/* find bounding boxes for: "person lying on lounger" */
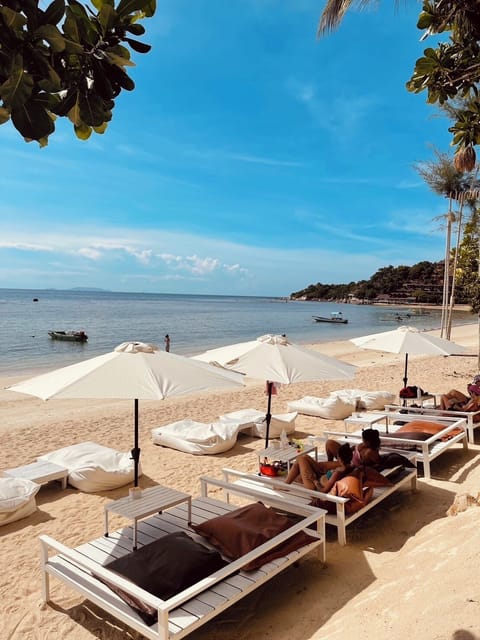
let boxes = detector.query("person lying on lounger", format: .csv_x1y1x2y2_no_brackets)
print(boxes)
325,427,381,468
285,443,353,492
440,378,480,417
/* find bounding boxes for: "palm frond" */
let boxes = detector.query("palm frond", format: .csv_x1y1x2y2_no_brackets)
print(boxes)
317,0,355,37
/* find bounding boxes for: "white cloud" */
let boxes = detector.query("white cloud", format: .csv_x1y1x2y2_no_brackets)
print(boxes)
78,247,102,260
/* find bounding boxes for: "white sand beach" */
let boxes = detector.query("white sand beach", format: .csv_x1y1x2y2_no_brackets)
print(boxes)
1,324,480,640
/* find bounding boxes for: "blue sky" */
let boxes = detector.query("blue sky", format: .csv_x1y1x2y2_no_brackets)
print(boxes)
1,0,454,297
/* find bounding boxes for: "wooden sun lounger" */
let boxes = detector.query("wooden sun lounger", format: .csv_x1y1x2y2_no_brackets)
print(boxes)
324,412,468,480
384,403,480,443
219,465,417,546
39,479,325,640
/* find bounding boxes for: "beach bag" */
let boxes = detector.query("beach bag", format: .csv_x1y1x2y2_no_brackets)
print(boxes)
399,385,425,399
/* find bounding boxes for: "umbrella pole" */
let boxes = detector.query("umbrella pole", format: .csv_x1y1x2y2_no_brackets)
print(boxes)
265,381,273,448
402,354,409,407
131,398,141,487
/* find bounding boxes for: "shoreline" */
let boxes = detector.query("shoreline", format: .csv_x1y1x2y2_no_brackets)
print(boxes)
1,323,480,638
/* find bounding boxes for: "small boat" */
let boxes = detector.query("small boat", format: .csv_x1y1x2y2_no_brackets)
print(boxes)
48,330,88,342
312,312,348,324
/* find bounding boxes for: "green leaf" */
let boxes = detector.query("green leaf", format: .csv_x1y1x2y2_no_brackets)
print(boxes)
74,122,92,140
116,0,150,17
125,23,145,35
98,4,117,32
0,67,34,110
93,121,108,133
11,100,55,140
65,4,99,47
79,91,106,127
0,6,27,30
107,63,135,90
106,51,135,68
0,106,10,124
54,90,79,117
34,24,66,52
91,0,114,9
143,0,156,18
125,37,151,53
417,12,432,30
43,0,65,26
37,64,62,92
68,95,82,126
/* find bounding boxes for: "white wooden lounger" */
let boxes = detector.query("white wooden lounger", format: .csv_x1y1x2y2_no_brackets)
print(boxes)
324,412,468,480
40,480,325,640
384,404,480,443
219,466,417,546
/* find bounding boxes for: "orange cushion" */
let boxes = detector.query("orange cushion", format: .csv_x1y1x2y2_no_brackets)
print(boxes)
397,420,462,440
191,502,315,571
330,475,363,501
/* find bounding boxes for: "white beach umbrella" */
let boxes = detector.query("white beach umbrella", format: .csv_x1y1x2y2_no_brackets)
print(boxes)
193,334,356,446
7,341,244,486
350,325,467,389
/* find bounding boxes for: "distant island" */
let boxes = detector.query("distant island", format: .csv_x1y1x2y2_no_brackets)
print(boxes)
290,260,462,306
70,287,109,292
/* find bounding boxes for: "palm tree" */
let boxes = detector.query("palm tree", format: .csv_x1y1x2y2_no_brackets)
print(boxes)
317,0,371,37
414,149,478,338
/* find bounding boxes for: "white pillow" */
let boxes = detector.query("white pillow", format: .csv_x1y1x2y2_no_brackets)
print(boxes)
288,395,354,419
151,419,239,455
251,412,297,438
219,408,266,431
38,442,139,492
360,390,396,410
0,477,40,525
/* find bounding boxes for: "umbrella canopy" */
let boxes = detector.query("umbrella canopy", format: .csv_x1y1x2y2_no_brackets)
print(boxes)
350,325,467,388
194,334,356,445
7,341,244,486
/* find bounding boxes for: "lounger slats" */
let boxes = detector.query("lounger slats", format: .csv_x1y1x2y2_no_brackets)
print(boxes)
220,466,416,545
40,484,325,640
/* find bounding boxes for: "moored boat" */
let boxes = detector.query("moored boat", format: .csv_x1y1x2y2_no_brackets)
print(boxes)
312,312,348,324
48,330,88,342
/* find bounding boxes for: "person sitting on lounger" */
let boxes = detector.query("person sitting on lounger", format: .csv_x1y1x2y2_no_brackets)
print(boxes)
440,377,480,416
285,443,353,492
325,427,381,468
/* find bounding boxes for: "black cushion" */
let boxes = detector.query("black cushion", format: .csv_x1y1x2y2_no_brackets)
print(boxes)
101,531,228,625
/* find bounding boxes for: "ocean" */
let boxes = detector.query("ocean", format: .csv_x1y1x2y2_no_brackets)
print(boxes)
0,288,473,377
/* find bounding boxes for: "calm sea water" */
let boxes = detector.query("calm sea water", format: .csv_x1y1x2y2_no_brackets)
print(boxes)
0,288,473,377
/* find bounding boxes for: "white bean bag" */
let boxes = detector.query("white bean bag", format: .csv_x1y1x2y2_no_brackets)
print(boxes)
151,419,240,455
332,388,396,410
288,395,355,420
38,442,139,492
219,408,297,438
0,477,40,526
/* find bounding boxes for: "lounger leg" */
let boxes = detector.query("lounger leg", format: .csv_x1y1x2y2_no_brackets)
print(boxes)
422,459,431,480
337,504,347,546
410,475,417,492
39,543,50,603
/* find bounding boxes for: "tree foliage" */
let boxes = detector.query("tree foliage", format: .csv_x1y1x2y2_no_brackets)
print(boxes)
455,209,480,312
0,0,155,145
290,260,450,304
317,0,480,169
407,0,480,170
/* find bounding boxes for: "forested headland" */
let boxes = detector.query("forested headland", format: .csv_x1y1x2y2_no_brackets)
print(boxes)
290,260,469,306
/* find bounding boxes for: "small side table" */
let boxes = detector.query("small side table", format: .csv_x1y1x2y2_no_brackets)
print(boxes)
3,460,68,489
257,443,317,474
104,485,192,551
344,412,387,432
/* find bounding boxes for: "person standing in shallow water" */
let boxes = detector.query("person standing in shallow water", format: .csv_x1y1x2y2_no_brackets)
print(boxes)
164,334,170,352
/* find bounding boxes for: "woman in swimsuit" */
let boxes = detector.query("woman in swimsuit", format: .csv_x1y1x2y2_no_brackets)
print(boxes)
285,443,354,492
325,428,381,468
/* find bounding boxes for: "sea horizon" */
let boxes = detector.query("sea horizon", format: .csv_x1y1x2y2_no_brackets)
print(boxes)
1,287,474,378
